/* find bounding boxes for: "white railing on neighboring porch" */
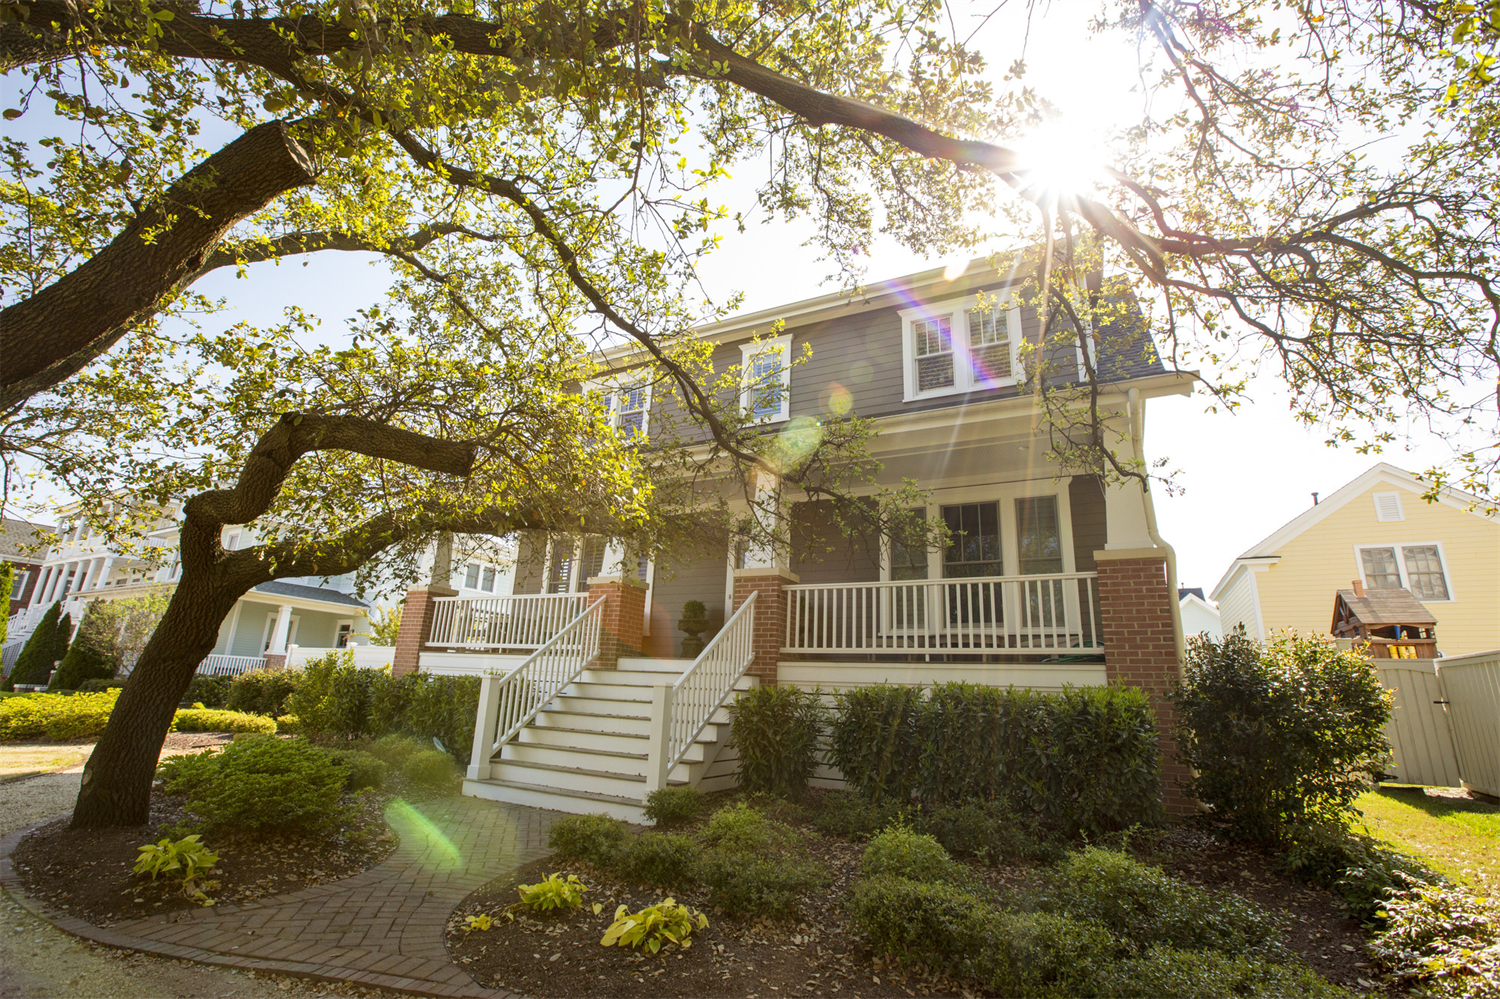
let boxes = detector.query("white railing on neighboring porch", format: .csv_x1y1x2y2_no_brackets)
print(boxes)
196,654,267,676
429,593,590,649
645,590,758,791
468,598,605,778
783,572,1102,656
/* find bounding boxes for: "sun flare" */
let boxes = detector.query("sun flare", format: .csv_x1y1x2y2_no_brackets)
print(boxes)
1010,120,1112,203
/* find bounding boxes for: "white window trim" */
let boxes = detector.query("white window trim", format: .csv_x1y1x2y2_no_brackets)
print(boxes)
739,333,793,423
1372,491,1405,522
1353,541,1456,602
900,292,1023,401
335,619,354,647
583,375,653,440
877,481,1076,581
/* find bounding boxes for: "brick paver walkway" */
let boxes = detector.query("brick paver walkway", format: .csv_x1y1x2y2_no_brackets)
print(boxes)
1,796,556,998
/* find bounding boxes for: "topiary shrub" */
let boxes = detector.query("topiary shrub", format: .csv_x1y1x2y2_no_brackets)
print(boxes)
643,786,704,827
1047,847,1285,956
1171,631,1391,841
227,667,301,717
860,827,962,883
172,708,277,734
729,684,828,798
548,814,630,868
616,832,700,887
402,748,460,792
1092,945,1354,998
829,682,1161,834
694,850,826,918
324,748,388,791
157,738,348,836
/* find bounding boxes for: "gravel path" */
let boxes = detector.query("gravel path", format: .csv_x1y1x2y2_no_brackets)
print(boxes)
0,741,413,998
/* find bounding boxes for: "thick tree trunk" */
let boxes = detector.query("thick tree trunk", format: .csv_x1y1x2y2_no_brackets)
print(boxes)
70,569,247,828
0,121,319,410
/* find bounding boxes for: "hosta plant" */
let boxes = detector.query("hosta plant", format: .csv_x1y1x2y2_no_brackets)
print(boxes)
133,834,220,904
517,873,591,912
600,899,709,954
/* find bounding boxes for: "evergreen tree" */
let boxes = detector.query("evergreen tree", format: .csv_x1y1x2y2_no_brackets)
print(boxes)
5,602,61,688
0,564,14,644
49,602,121,691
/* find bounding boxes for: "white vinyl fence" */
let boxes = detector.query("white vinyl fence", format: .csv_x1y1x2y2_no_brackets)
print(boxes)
1376,661,1462,787
1437,649,1500,798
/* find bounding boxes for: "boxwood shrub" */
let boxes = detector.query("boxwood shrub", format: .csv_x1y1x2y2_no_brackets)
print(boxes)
860,827,962,883
828,682,1161,834
157,737,348,836
172,708,278,734
0,689,120,741
548,814,631,868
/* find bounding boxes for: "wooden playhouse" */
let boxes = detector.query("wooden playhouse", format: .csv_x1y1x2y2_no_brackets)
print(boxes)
1331,583,1439,659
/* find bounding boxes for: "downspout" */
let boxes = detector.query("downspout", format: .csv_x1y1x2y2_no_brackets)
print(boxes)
1127,388,1186,668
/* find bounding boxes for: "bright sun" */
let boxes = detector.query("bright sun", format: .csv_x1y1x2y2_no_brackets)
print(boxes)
1009,119,1112,204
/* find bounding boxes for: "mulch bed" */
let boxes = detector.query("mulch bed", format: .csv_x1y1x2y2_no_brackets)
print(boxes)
12,787,395,927
448,796,1396,999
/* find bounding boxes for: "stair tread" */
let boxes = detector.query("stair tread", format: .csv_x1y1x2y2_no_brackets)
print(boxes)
539,706,652,721
523,724,723,743
468,776,659,807
508,743,648,763
489,757,649,783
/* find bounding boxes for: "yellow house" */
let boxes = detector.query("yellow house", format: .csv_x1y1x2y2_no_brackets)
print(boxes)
1211,463,1499,657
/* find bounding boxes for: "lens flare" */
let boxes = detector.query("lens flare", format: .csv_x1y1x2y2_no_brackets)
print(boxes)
826,382,853,416
388,798,463,868
1011,119,1111,203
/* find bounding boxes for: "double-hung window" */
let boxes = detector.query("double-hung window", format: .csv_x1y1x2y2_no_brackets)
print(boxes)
611,382,650,439
901,293,1021,400
740,334,792,423
1357,543,1454,601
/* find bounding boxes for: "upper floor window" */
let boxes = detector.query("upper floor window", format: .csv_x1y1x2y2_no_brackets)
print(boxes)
740,334,792,423
1357,543,1453,601
901,294,1021,400
613,383,650,438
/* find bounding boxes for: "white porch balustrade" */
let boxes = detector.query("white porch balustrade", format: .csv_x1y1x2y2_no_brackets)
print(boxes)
195,654,267,676
783,572,1102,655
429,593,590,650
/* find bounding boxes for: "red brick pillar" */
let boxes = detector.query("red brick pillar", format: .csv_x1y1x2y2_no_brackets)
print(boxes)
393,584,457,677
587,576,647,671
731,567,796,686
261,653,286,670
1094,548,1194,817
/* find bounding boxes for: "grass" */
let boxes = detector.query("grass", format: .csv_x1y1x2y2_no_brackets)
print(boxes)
0,742,93,780
1355,787,1500,894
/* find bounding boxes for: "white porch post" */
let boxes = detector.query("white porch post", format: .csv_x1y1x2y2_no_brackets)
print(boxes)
741,468,787,572
266,603,294,654
600,539,629,579
644,684,675,794
30,566,54,607
432,532,454,587
467,675,503,780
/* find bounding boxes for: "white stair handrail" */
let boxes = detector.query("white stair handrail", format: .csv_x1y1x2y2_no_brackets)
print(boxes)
649,590,757,785
471,597,605,770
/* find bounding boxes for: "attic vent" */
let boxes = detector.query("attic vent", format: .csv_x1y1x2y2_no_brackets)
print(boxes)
1373,491,1405,522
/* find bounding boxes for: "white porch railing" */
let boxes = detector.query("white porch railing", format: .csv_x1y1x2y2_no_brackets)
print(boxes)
645,591,758,791
196,654,267,676
468,598,605,777
430,593,590,649
5,604,48,642
1,639,25,675
783,572,1102,656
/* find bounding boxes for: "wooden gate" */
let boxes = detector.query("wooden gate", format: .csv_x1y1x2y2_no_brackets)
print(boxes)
1377,661,1461,787
1437,650,1500,798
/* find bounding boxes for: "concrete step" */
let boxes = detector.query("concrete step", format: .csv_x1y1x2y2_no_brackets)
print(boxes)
503,738,708,772
462,776,650,823
486,756,701,797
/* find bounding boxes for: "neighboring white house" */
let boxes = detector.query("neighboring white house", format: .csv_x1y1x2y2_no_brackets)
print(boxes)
3,503,372,676
1177,587,1222,640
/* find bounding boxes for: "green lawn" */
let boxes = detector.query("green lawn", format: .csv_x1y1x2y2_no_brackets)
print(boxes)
1355,787,1500,895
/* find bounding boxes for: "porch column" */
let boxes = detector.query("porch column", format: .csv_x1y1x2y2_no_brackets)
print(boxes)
742,468,790,571
263,603,293,669
393,584,457,677
731,567,796,686
587,573,647,671
1095,547,1193,817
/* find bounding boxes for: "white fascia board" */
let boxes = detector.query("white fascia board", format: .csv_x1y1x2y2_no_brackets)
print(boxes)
239,592,370,615
1209,556,1279,602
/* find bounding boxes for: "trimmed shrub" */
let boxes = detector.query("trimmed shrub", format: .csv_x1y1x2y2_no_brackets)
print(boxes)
184,675,231,709
402,748,460,792
919,800,1062,864
1171,632,1391,841
6,602,66,689
860,827,962,883
48,602,120,690
274,713,299,734
812,791,904,840
729,684,828,798
368,733,426,768
158,738,348,836
227,668,301,717
1048,847,1285,956
616,833,700,887
403,673,480,764
699,801,799,854
847,874,990,965
548,814,630,867
172,708,277,734
0,689,120,741
1093,945,1354,998
643,786,704,827
325,748,388,791
77,678,126,693
694,849,826,918
829,682,1161,834
287,651,376,740
969,910,1119,998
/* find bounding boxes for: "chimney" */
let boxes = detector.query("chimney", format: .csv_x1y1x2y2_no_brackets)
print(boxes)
1352,579,1364,598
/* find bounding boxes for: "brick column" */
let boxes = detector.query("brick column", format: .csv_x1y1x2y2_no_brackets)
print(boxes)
261,653,286,670
392,584,457,677
1094,547,1194,817
731,567,797,686
587,576,647,671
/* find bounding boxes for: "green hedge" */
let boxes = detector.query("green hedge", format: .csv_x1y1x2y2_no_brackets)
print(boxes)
828,682,1162,834
172,708,278,734
0,689,120,741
